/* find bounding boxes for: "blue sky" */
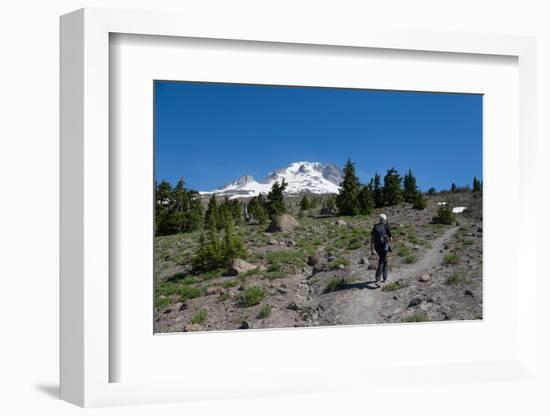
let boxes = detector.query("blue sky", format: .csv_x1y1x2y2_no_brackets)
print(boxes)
155,81,482,192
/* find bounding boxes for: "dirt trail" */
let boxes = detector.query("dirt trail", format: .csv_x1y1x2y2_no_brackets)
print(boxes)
316,226,459,325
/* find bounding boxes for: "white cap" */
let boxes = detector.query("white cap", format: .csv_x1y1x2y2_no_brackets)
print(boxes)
379,213,387,222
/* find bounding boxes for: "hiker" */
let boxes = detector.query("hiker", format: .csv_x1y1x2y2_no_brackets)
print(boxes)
371,213,392,287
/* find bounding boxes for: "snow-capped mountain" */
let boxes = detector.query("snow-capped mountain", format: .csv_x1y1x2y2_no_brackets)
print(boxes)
200,161,343,199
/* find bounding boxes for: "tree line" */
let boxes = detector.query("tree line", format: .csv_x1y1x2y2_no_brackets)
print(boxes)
156,164,482,236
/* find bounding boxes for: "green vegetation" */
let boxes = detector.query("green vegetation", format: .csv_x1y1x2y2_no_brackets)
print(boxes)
402,311,428,323
257,304,272,319
336,159,362,216
446,271,470,286
404,254,418,264
473,177,482,192
266,250,306,273
329,257,350,270
238,287,265,307
178,286,204,303
266,179,288,218
381,280,408,292
443,253,460,265
155,179,203,236
191,309,207,324
403,169,418,203
383,167,403,206
412,191,427,210
326,277,345,292
432,204,456,225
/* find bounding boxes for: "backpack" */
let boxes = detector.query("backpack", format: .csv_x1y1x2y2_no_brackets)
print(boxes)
374,223,389,247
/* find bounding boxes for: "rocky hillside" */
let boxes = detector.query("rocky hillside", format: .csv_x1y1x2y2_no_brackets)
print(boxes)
154,191,482,332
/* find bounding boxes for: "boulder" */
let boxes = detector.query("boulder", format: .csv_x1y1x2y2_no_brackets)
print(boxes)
206,287,219,296
239,320,250,329
227,258,257,276
335,219,348,226
307,255,320,267
418,273,431,282
267,214,300,233
359,257,369,266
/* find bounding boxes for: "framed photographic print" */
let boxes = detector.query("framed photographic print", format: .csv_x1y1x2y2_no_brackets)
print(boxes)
60,8,537,407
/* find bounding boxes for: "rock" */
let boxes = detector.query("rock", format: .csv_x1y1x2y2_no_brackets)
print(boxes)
267,238,278,245
183,324,202,332
227,258,257,276
277,286,288,294
335,219,348,226
359,257,369,266
239,320,250,329
267,214,300,233
286,239,296,247
368,264,376,270
392,295,399,300
443,243,449,250
327,255,336,262
307,255,320,267
477,226,483,233
464,289,474,297
163,308,172,314
418,273,431,282
338,264,345,270
408,297,423,307
287,301,299,311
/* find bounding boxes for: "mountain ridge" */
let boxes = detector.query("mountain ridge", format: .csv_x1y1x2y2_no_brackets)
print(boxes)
200,161,343,199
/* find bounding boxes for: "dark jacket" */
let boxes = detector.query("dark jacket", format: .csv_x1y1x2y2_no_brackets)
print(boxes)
371,222,391,251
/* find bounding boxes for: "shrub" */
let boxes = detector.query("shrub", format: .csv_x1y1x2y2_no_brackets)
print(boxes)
446,271,470,286
443,253,460,265
326,277,345,292
412,192,427,210
178,286,204,302
432,205,456,225
402,311,428,323
397,245,412,257
263,270,286,280
257,304,272,319
404,254,418,264
329,257,350,270
381,280,408,292
347,238,363,250
266,250,306,273
238,287,265,307
191,309,207,324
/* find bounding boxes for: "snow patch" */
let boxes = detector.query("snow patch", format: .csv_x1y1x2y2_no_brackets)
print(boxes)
452,206,467,213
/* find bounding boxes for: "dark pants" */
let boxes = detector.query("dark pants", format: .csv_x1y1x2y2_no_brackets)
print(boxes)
375,246,388,282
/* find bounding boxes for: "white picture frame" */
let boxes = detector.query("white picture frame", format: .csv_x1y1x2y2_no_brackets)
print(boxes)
60,7,537,407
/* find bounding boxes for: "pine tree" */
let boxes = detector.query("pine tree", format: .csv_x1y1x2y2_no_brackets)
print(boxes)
451,183,457,193
432,204,455,225
412,191,427,210
358,184,374,215
382,168,403,206
204,194,219,230
187,192,204,231
372,173,384,208
222,216,246,262
247,195,268,224
403,169,418,203
299,195,311,211
336,159,361,216
473,177,482,192
427,187,437,196
266,179,288,218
